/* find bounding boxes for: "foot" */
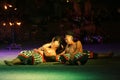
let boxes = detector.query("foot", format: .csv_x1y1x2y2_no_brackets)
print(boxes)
4,60,13,66
76,61,81,65
65,61,70,65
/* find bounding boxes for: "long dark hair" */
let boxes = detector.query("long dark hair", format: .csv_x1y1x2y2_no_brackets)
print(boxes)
53,36,65,54
53,36,62,43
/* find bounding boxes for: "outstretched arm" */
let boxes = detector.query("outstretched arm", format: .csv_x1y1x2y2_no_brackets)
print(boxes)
33,43,51,54
39,37,55,49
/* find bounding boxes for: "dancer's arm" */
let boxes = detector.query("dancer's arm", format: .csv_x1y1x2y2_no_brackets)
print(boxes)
73,41,83,54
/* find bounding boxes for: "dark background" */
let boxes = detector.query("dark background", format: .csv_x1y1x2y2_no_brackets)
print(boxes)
0,0,120,44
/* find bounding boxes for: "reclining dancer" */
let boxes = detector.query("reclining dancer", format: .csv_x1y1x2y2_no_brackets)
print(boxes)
4,36,62,66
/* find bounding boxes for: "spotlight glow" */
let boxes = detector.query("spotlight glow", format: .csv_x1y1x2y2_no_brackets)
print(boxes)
4,5,8,10
2,22,6,26
16,22,21,26
0,70,98,80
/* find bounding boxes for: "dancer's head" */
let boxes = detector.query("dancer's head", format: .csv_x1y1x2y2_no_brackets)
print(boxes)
65,31,74,44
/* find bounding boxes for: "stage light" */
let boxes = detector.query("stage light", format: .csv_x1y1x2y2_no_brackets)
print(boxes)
16,22,21,26
3,22,6,26
66,0,69,3
9,4,12,8
9,22,14,26
4,5,8,10
14,8,17,10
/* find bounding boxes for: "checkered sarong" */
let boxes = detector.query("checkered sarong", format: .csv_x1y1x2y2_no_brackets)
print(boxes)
19,50,33,57
18,50,44,64
59,52,88,65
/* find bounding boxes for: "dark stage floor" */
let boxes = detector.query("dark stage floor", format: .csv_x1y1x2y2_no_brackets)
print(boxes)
0,58,120,80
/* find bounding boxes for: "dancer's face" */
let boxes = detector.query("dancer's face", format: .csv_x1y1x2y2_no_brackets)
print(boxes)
65,35,73,44
51,40,60,48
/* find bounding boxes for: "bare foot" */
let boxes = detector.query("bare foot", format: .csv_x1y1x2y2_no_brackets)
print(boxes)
76,61,81,65
4,60,13,66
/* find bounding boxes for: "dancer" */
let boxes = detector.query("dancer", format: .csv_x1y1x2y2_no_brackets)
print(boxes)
58,31,113,65
4,36,62,66
58,31,88,65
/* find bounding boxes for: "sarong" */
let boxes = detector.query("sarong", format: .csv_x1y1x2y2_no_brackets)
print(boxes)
59,52,88,65
17,50,44,65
